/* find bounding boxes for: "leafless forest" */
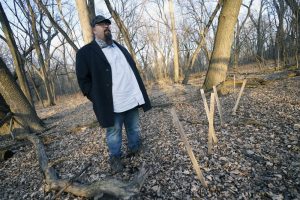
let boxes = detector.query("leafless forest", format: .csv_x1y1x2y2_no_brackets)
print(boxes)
0,0,299,199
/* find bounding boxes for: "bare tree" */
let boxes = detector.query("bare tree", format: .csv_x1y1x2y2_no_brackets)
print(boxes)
233,0,253,69
145,0,173,81
285,0,300,36
168,0,180,83
285,0,299,68
33,0,78,52
0,2,33,104
250,0,267,63
0,57,44,133
203,0,242,90
75,0,94,44
25,0,56,106
181,0,223,84
273,0,287,68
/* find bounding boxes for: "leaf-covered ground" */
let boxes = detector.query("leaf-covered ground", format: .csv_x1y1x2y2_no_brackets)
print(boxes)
0,68,299,199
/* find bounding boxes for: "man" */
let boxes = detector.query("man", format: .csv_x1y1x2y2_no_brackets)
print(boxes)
76,15,151,173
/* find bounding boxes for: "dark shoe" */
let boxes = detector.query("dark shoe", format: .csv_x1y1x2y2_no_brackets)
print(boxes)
110,157,124,173
127,146,141,158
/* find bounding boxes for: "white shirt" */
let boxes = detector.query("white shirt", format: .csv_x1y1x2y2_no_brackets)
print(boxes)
101,43,145,113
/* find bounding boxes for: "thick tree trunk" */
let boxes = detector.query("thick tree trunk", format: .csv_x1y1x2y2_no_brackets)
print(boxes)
168,0,180,83
203,0,242,90
0,2,33,104
0,57,44,132
75,0,93,44
182,1,222,84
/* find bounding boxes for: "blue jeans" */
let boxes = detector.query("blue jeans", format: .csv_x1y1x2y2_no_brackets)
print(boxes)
106,107,140,158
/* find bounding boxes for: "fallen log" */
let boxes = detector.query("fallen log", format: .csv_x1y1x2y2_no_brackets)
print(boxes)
15,132,149,199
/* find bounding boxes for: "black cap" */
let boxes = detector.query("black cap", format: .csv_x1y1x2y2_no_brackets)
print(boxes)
91,15,111,27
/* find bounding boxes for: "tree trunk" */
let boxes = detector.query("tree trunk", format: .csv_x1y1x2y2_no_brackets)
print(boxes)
203,0,242,90
273,0,286,66
256,0,265,62
168,0,180,83
0,2,33,104
26,0,55,106
285,0,300,45
182,1,222,84
27,65,44,108
75,0,93,44
233,24,240,70
234,0,253,69
0,57,44,132
87,0,95,22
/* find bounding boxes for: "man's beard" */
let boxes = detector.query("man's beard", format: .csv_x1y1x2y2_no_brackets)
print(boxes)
104,30,112,45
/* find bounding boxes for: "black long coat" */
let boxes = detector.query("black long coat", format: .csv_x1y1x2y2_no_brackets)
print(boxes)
76,40,151,128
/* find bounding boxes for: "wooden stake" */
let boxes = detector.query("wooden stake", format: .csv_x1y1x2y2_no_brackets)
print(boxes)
207,93,213,155
213,86,224,126
170,108,207,188
200,89,209,118
232,79,247,115
208,93,218,154
233,75,236,94
200,89,218,144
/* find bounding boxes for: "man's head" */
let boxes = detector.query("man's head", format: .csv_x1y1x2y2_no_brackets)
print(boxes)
91,15,112,43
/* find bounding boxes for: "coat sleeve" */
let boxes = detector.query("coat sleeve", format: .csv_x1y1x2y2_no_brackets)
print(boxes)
76,49,92,100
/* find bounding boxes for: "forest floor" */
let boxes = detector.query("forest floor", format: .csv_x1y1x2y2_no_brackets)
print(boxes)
0,66,300,199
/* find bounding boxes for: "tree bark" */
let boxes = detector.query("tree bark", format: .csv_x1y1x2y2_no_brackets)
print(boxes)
168,0,180,83
75,0,93,44
203,0,242,90
0,57,44,132
0,2,33,104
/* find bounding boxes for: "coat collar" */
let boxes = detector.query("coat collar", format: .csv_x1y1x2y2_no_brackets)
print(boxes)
90,40,110,65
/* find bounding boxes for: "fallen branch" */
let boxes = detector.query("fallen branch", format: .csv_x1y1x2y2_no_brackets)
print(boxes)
15,132,149,199
54,162,92,198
